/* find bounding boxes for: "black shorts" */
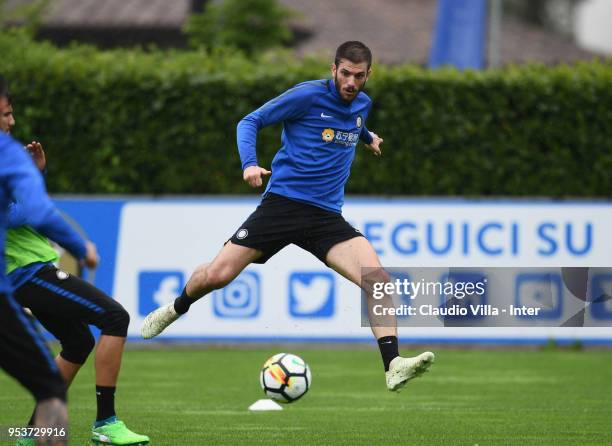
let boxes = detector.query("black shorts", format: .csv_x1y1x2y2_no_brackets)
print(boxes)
0,292,67,402
229,193,363,264
14,265,130,364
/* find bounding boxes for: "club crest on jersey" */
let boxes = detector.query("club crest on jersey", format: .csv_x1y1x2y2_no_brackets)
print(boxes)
356,115,363,128
236,228,248,239
322,128,335,142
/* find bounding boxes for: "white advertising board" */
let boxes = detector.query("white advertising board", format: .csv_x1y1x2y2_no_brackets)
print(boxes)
111,199,612,343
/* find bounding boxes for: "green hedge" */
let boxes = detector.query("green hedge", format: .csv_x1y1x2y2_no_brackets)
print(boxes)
2,32,611,196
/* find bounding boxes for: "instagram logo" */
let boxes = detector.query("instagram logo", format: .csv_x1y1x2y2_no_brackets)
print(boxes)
213,270,261,318
515,273,563,319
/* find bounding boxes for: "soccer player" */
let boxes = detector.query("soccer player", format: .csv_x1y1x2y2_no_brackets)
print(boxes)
1,98,82,446
142,41,434,391
1,79,149,446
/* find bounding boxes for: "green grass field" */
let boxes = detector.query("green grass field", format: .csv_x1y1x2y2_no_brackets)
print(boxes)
1,347,611,445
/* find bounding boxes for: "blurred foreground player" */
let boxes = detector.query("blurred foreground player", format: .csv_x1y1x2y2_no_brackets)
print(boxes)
1,79,149,446
142,42,434,391
0,128,72,446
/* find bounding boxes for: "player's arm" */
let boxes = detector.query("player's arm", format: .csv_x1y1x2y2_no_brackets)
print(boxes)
362,127,383,156
237,84,315,187
358,103,383,156
7,202,27,228
7,141,48,227
26,140,46,172
1,139,97,267
6,200,99,269
7,141,48,226
360,125,373,144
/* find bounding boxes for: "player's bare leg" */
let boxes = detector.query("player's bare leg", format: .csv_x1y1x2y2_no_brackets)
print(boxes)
326,236,434,391
49,337,148,445
54,356,81,385
94,335,125,386
141,242,262,339
326,237,396,338
185,242,262,297
88,335,149,445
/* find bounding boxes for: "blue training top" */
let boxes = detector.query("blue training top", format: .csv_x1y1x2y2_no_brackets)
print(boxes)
237,79,373,213
0,133,86,293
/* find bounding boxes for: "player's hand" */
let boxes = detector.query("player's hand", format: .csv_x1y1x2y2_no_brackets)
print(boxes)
365,131,383,156
25,141,46,171
82,241,99,269
243,165,271,188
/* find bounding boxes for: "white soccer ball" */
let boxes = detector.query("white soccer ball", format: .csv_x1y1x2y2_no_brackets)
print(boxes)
260,353,311,403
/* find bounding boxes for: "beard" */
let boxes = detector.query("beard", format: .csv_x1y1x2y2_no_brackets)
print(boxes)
334,73,366,102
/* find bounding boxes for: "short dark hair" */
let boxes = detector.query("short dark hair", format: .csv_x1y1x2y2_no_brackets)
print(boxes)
334,41,372,69
0,75,11,103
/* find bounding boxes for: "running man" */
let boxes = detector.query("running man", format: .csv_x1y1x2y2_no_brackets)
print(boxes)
1,79,149,446
142,41,434,391
0,106,86,446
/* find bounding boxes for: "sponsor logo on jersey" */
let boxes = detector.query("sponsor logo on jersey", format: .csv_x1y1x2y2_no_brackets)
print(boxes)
322,128,335,142
321,128,359,147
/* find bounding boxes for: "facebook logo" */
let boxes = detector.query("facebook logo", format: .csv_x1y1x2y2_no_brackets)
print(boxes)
213,270,260,318
439,271,488,321
515,273,563,319
590,274,612,320
289,272,335,318
138,271,185,317
389,271,412,320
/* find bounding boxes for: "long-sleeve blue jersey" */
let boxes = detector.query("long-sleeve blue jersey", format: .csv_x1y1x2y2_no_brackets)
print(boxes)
0,133,86,293
237,79,373,213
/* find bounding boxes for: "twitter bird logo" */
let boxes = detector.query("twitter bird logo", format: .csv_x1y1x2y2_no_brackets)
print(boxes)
289,272,335,318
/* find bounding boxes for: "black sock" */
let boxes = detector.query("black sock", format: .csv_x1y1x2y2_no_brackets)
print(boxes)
378,336,399,372
96,386,116,421
173,287,197,315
